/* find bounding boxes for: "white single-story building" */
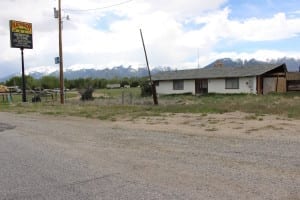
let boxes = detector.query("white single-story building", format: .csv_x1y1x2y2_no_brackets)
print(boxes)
152,64,288,95
106,84,121,89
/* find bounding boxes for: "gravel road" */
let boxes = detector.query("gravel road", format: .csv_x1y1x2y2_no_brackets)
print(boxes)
0,112,299,200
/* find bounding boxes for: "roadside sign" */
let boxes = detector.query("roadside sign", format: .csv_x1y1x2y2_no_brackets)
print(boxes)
55,57,60,64
10,20,33,49
9,20,33,102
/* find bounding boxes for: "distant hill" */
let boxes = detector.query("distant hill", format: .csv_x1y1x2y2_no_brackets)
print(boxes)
268,57,300,71
0,66,172,82
205,57,300,72
1,57,299,82
49,66,172,80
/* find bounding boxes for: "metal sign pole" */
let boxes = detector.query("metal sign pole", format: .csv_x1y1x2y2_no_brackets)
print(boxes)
20,47,26,102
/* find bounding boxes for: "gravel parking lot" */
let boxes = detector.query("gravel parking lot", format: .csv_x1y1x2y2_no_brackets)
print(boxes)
0,112,299,199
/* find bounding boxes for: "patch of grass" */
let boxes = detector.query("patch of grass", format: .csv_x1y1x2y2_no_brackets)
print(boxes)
245,114,257,120
233,126,243,130
263,125,283,130
201,113,208,117
97,115,110,120
208,119,220,124
110,118,117,122
1,92,300,120
0,103,10,109
245,128,260,134
205,127,218,131
181,121,190,125
245,124,282,133
244,114,264,121
94,88,141,98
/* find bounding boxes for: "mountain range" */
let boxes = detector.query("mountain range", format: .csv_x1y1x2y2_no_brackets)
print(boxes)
1,57,299,82
205,58,300,70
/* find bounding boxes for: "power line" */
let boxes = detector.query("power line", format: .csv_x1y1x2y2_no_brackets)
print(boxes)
63,0,134,13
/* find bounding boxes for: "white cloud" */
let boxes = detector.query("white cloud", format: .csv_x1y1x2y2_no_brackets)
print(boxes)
191,8,300,44
26,65,57,75
230,13,300,41
109,0,228,19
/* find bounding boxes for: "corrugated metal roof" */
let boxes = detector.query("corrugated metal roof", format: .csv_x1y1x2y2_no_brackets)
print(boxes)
153,64,286,81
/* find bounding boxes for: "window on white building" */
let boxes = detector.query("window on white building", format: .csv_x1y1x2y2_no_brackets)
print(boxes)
225,78,239,89
173,80,184,90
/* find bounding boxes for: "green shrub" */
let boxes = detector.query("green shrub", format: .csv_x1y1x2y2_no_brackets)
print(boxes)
140,81,152,97
79,87,94,101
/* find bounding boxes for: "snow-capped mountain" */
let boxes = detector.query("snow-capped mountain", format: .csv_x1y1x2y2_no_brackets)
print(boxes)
0,65,172,82
204,58,300,71
1,57,299,82
47,65,172,80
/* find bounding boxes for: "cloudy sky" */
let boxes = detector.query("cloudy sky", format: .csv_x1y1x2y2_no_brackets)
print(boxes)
1,0,300,78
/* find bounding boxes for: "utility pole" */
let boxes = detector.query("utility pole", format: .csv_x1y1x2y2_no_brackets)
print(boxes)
58,0,64,104
140,29,158,105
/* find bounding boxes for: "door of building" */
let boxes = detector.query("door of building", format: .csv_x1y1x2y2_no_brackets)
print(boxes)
195,79,208,94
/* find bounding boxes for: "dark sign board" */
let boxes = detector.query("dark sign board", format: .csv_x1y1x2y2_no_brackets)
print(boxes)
10,20,33,49
55,57,60,64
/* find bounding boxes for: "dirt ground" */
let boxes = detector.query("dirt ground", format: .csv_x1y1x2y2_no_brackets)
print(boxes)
0,111,299,199
114,111,300,140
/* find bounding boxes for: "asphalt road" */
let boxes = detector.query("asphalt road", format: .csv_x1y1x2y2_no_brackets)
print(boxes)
0,119,175,200
0,112,299,200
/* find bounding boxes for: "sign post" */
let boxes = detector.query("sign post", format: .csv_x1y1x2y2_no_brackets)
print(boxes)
55,57,60,64
9,20,33,102
20,47,26,102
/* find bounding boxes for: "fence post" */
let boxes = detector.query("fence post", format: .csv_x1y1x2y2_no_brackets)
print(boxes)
122,91,125,105
129,92,133,105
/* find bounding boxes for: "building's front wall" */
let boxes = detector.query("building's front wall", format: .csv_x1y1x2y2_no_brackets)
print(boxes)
156,80,195,95
208,77,257,94
156,76,257,95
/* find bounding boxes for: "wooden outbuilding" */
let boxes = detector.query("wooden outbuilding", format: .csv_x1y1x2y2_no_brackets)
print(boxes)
286,72,300,91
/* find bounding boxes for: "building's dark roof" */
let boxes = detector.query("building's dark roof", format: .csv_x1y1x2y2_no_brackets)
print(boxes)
153,64,287,81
